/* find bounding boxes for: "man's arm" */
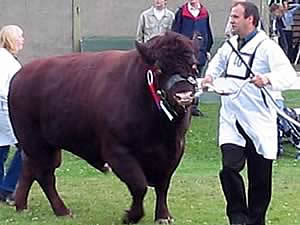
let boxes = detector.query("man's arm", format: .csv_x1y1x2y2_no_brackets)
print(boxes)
136,13,145,43
171,8,182,33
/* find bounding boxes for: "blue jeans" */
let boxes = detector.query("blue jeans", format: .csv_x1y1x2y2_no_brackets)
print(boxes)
0,145,22,194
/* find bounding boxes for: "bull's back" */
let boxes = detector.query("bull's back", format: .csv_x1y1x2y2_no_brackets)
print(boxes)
9,50,140,150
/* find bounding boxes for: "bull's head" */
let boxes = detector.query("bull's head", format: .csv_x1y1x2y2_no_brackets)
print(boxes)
136,31,201,119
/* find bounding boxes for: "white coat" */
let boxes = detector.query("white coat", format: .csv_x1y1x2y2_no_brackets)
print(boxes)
0,48,21,146
206,31,297,160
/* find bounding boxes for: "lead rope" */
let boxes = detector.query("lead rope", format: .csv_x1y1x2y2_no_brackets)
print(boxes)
227,40,300,128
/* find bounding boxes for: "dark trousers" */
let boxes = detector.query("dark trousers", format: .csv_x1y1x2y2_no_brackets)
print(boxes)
193,65,204,107
219,122,273,225
283,30,294,62
0,145,22,194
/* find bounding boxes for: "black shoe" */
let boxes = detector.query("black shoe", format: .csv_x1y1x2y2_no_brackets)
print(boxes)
191,108,203,117
100,163,112,174
5,193,16,206
277,146,284,157
0,191,6,202
296,152,300,160
0,190,10,202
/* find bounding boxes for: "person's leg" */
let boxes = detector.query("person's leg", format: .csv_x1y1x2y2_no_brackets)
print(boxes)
219,143,248,225
236,121,273,225
0,146,10,185
276,100,285,156
0,146,10,201
247,149,273,225
0,146,22,194
284,30,293,62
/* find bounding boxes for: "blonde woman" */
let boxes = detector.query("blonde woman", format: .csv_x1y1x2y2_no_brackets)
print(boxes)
0,25,24,205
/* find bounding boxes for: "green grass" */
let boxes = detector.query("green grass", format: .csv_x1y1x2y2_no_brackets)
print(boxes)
1,93,300,225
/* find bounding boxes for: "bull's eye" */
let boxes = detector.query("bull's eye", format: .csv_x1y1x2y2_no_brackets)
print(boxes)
187,76,196,85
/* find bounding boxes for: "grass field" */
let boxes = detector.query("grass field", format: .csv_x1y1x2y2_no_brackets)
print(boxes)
1,92,300,225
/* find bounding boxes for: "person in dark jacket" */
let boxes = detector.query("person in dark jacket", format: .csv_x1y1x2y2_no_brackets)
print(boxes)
172,0,213,116
270,3,288,55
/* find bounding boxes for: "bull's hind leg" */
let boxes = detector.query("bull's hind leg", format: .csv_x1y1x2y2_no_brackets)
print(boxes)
34,149,71,216
109,151,148,224
15,154,35,211
16,149,70,216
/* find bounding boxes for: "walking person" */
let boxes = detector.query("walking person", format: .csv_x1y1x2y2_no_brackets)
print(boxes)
136,0,174,43
201,2,297,225
172,0,213,117
0,25,24,205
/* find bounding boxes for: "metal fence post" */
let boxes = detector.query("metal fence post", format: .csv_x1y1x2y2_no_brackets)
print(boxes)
72,0,81,52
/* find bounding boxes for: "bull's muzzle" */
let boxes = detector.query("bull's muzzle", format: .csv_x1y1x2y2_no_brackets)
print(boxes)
175,91,194,106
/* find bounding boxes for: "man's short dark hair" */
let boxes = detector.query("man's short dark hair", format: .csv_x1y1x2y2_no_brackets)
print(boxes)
232,1,260,27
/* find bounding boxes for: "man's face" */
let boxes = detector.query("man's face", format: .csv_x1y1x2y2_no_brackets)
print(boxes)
273,8,282,17
283,1,288,10
189,0,201,8
153,0,165,10
230,4,253,37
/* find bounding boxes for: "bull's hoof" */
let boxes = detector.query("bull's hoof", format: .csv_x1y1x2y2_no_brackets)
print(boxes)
16,207,29,213
16,204,28,212
122,209,143,224
100,163,112,174
55,208,73,217
155,217,174,224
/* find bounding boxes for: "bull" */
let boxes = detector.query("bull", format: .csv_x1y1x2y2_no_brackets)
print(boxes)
8,31,200,224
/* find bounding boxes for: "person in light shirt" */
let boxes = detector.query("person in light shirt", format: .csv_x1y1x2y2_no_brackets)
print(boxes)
136,0,174,43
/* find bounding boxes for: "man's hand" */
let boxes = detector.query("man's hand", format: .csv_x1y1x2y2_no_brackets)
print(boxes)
206,52,211,61
201,75,213,92
250,75,270,88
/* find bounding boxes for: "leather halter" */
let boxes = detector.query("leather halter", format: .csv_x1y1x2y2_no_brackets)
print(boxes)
146,66,197,121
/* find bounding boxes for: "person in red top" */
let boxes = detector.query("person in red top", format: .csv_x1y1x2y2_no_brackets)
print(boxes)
172,0,213,116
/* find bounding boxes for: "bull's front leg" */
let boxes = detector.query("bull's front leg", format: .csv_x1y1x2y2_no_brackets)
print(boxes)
108,150,148,224
154,181,174,224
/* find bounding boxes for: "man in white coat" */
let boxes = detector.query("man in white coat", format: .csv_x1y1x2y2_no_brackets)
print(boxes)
201,2,297,225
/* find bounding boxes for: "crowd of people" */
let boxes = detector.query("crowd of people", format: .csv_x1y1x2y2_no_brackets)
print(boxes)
269,0,300,62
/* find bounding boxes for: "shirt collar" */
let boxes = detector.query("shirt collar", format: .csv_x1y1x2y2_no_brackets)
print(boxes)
241,29,258,43
188,2,201,11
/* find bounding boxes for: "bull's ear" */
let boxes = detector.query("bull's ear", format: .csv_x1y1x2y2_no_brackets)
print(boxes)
135,41,156,65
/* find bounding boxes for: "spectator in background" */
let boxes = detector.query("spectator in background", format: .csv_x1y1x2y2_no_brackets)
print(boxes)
282,0,300,61
136,0,174,43
172,0,213,117
0,25,24,206
270,3,288,54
